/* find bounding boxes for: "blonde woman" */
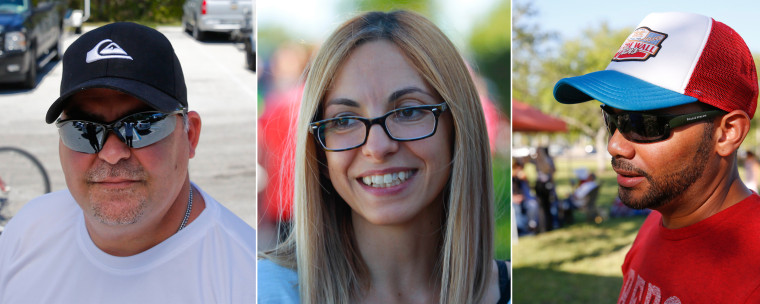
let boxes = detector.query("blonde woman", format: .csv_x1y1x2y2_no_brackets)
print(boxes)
258,10,509,304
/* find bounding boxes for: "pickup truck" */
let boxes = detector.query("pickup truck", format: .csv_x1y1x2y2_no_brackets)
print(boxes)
0,0,65,88
182,0,252,41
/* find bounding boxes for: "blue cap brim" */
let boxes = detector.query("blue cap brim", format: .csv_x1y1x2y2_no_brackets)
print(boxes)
553,70,697,111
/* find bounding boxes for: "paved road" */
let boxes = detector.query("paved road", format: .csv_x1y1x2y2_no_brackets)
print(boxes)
0,26,256,226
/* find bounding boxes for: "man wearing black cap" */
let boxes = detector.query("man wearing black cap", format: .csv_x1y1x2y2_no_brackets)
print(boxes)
554,12,760,302
0,23,255,302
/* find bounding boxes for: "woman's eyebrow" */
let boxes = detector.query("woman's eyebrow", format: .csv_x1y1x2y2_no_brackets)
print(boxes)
387,87,431,102
325,87,432,108
325,98,360,108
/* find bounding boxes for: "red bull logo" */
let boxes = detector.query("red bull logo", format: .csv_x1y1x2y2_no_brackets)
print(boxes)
612,27,668,61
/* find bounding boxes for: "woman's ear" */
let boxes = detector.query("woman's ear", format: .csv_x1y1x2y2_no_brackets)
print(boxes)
714,110,750,157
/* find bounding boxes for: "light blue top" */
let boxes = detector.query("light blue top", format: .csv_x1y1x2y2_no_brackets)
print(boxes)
257,258,299,303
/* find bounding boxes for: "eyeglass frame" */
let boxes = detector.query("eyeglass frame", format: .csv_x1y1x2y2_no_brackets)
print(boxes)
55,108,188,153
309,102,449,152
600,105,726,143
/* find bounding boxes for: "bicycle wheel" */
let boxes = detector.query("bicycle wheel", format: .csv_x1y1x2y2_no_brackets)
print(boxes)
0,147,51,226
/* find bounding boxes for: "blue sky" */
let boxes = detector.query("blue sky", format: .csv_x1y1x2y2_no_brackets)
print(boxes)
531,0,760,52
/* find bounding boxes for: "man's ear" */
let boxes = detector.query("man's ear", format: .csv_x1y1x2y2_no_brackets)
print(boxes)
186,111,202,159
715,110,750,157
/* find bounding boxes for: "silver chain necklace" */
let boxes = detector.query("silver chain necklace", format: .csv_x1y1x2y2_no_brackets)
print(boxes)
177,186,193,232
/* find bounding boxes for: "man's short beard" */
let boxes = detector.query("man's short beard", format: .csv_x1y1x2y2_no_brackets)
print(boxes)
86,160,148,225
91,189,147,225
613,123,714,210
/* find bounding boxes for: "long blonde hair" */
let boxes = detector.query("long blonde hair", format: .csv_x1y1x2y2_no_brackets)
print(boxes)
263,10,494,303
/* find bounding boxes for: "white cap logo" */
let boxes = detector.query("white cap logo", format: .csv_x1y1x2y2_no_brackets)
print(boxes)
612,27,668,61
86,39,133,63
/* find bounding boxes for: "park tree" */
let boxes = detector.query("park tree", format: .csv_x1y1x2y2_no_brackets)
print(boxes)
513,0,630,172
468,0,510,113
342,0,435,17
512,0,555,106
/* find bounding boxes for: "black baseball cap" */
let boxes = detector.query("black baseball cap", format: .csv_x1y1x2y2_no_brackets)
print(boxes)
46,22,187,124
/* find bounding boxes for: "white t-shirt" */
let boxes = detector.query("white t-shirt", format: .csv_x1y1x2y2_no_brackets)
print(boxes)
257,259,299,303
0,185,256,303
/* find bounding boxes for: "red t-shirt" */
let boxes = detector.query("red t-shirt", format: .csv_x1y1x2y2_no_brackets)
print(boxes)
619,194,760,303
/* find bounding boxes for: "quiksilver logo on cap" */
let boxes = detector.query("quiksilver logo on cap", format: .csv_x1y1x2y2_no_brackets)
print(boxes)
612,27,668,62
86,39,133,63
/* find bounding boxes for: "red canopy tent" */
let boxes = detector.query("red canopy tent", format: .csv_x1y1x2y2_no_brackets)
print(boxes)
512,99,568,132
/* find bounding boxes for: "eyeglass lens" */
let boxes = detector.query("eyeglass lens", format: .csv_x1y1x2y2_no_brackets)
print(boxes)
319,106,439,151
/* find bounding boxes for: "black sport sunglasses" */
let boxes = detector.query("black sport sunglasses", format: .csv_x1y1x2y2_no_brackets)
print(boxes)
601,105,726,143
56,109,186,154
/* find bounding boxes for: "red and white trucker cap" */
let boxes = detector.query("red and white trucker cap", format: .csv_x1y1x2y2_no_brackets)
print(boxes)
554,12,758,118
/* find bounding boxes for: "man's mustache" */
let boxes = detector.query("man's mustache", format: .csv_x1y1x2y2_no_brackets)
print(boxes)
86,161,146,182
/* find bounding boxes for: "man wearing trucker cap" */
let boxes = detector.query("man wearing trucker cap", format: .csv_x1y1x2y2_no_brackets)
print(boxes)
555,12,760,302
0,23,255,302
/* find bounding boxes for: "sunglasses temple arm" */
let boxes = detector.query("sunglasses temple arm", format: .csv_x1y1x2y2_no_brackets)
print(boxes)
668,110,726,129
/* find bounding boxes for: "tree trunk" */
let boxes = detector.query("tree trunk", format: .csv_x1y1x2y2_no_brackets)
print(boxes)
595,126,607,174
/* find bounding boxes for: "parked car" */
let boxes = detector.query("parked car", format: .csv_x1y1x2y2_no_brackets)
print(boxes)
231,6,254,71
182,0,252,41
0,0,65,88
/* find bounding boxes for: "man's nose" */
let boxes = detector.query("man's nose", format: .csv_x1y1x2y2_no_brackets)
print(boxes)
98,132,131,164
607,128,635,160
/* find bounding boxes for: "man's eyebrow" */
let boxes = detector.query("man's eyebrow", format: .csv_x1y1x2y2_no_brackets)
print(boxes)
387,87,433,103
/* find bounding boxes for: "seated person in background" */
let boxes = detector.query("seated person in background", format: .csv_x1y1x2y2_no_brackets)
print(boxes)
513,159,539,234
561,169,599,225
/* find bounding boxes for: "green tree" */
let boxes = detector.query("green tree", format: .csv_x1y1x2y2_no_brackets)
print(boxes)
468,0,509,113
512,0,556,106
513,0,631,171
341,0,434,17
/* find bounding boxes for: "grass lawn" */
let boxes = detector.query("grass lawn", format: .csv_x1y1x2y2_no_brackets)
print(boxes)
493,156,510,261
514,156,648,303
514,216,645,303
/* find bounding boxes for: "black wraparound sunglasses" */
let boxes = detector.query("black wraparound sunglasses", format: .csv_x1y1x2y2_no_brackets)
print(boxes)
601,105,726,143
56,109,186,154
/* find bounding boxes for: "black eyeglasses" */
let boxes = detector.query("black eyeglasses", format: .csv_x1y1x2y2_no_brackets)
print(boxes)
601,105,725,143
56,109,186,154
310,103,448,151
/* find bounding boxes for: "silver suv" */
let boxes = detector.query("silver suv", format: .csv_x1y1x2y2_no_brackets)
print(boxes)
182,0,253,41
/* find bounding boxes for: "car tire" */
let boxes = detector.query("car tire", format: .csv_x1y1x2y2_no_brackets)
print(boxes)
22,46,38,89
192,19,205,41
74,26,82,34
52,32,63,61
246,51,255,71
182,15,191,34
245,41,255,71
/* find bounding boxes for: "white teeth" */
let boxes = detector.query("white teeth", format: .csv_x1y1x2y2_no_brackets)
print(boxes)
360,170,414,188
